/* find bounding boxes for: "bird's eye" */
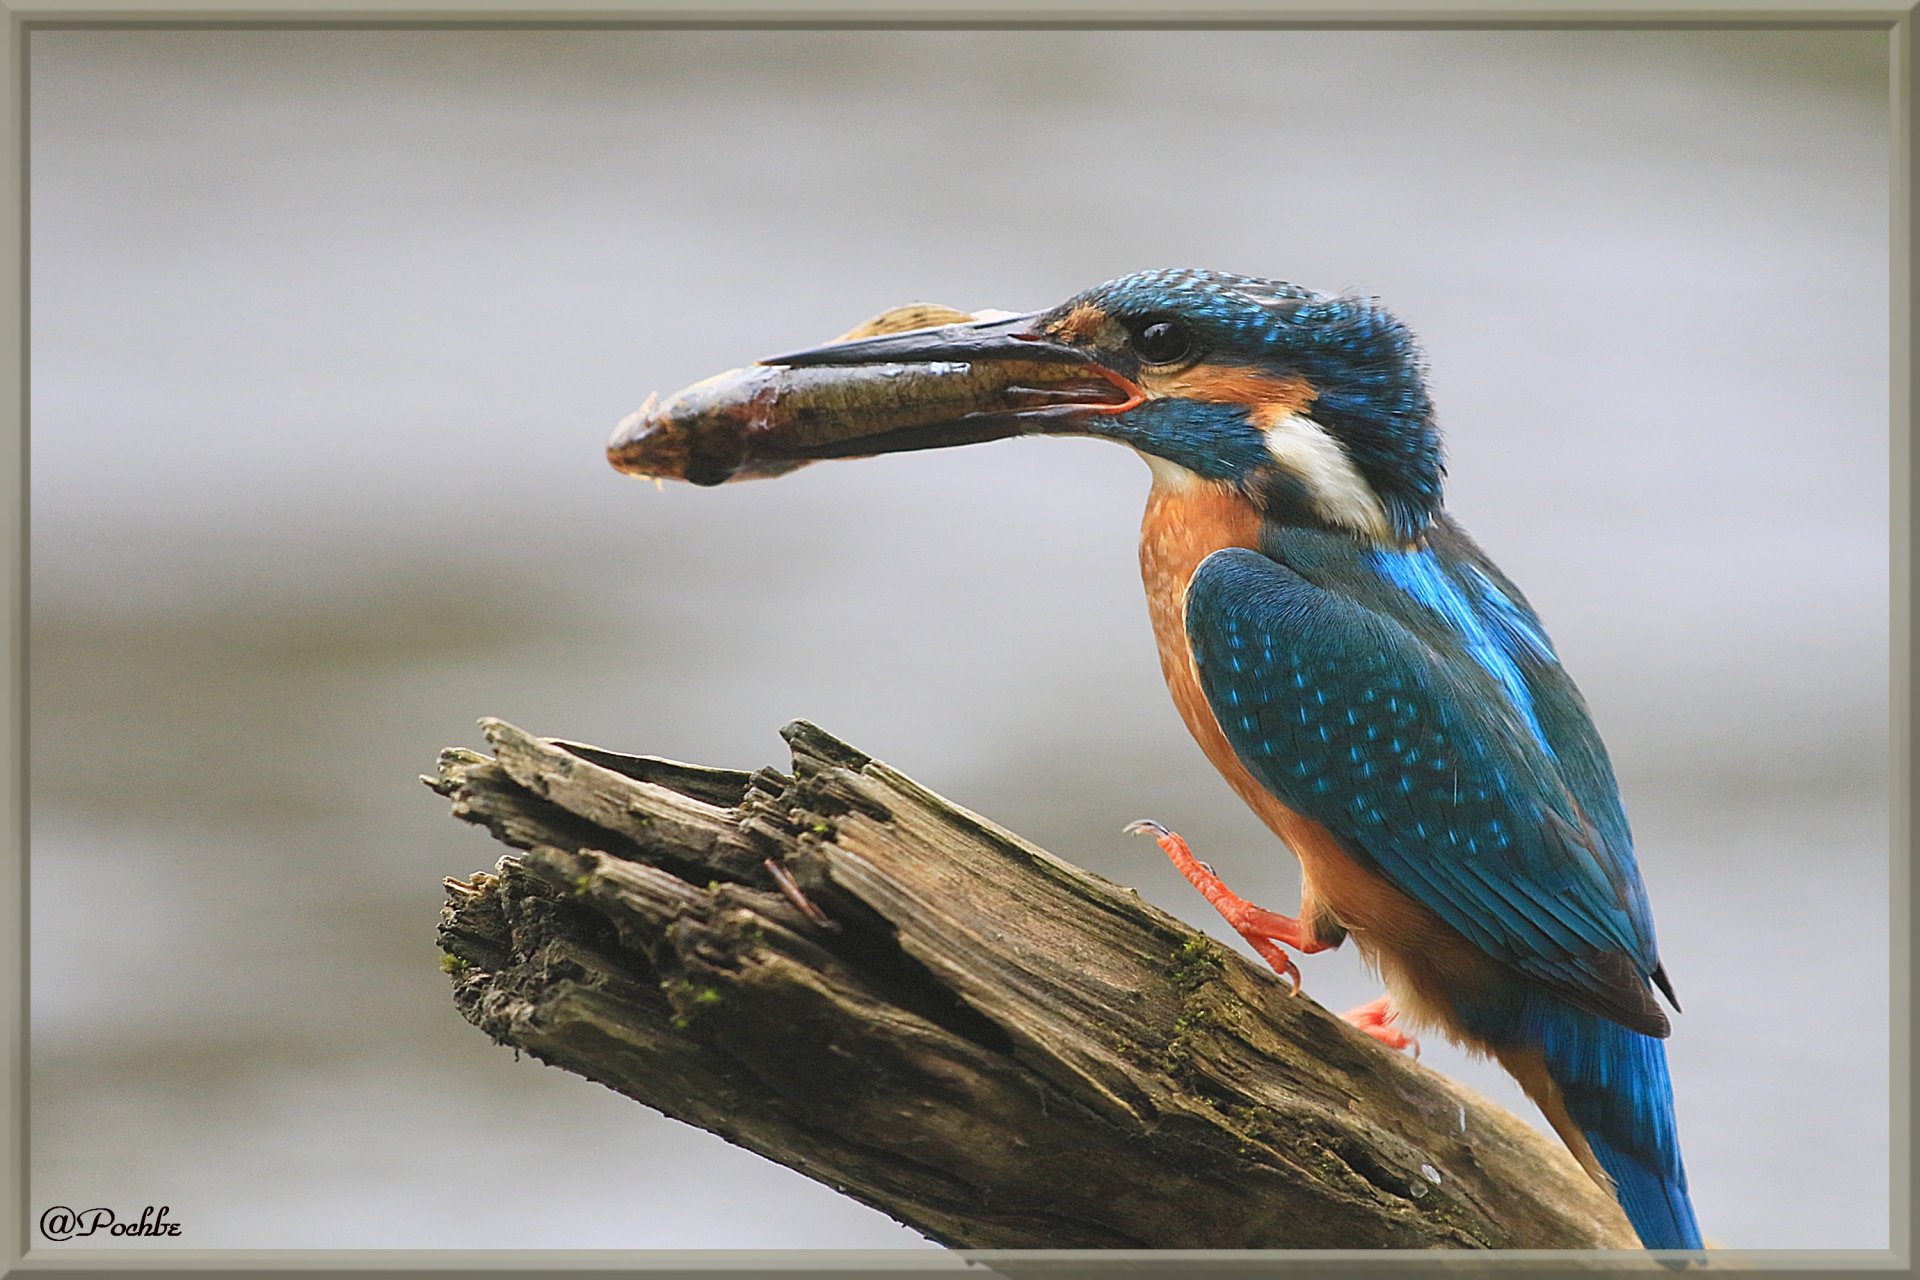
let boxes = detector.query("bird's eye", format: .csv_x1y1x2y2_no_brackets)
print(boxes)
1130,318,1193,366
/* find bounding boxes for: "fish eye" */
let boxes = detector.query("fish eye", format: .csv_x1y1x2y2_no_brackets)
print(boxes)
1129,317,1193,366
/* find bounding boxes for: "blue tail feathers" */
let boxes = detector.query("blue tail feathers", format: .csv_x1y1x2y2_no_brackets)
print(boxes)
1588,1132,1703,1250
1528,997,1703,1250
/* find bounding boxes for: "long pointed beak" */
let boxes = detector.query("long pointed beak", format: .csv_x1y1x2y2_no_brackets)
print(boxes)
608,310,1141,486
764,310,1088,368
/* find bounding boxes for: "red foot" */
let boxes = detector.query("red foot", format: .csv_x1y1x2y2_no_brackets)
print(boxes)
1126,819,1330,994
1342,992,1420,1057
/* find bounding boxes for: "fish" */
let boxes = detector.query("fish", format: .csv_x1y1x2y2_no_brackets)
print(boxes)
606,303,1138,486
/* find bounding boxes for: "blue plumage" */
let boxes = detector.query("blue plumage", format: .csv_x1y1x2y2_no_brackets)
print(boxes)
1185,541,1699,1249
1529,1001,1702,1250
717,268,1702,1249
1363,545,1555,756
1187,546,1660,1018
1101,398,1274,483
1063,270,1444,541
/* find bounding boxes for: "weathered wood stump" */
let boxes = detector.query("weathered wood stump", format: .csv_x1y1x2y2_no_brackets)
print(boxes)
428,717,1636,1251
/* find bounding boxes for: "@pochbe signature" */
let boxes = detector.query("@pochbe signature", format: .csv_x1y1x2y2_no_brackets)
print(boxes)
39,1205,182,1240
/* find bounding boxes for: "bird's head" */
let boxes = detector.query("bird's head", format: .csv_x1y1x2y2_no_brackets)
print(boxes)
612,269,1445,544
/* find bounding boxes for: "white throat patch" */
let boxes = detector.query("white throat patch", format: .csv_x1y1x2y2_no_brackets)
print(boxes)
1261,414,1390,539
1141,452,1206,491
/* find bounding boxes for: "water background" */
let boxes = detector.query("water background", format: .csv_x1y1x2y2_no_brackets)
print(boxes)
30,28,1891,1249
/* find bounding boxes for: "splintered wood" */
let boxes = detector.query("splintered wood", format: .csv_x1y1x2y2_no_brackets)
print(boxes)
429,718,1636,1250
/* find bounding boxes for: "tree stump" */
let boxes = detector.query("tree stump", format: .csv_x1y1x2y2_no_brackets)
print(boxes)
428,717,1636,1251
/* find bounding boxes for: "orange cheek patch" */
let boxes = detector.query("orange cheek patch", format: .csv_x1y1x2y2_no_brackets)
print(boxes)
1148,364,1316,419
1051,304,1116,345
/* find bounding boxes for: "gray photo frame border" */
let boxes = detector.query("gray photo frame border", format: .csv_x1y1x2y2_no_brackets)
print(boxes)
1,5,1909,1277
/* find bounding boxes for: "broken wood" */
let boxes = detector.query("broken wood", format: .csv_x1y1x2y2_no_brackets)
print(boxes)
428,717,1637,1250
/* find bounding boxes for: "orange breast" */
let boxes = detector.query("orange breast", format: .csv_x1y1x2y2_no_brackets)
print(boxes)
1137,474,1270,821
1138,473,1497,1029
1138,476,1345,885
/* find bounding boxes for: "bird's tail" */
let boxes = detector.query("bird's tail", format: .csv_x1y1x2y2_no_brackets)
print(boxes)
1499,998,1703,1252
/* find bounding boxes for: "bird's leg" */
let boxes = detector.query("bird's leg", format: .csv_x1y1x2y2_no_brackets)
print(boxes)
1341,992,1420,1056
1125,819,1330,994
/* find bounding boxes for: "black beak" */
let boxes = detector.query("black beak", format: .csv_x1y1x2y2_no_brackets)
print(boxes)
763,310,1093,369
609,310,1140,486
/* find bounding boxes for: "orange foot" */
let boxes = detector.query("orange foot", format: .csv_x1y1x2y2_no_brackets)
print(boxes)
1342,992,1420,1056
1125,818,1330,994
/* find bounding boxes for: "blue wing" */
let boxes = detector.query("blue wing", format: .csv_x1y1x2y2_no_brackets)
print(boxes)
1185,546,1669,1035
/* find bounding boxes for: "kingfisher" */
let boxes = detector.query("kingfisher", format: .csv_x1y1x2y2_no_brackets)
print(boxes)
608,268,1703,1251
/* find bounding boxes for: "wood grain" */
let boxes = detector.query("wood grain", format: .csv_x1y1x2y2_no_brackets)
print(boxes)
428,718,1637,1251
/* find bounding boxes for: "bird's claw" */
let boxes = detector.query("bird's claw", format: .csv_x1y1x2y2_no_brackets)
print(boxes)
1256,941,1303,995
1343,993,1420,1056
1127,821,1213,874
1276,958,1302,996
1128,817,1318,994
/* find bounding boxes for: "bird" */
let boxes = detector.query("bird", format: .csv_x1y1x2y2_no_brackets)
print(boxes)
609,267,1703,1251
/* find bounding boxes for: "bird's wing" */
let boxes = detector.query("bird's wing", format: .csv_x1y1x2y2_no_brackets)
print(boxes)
1422,517,1663,967
1184,546,1668,1036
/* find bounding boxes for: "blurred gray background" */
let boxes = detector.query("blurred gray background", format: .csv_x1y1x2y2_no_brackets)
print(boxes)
30,28,1889,1251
